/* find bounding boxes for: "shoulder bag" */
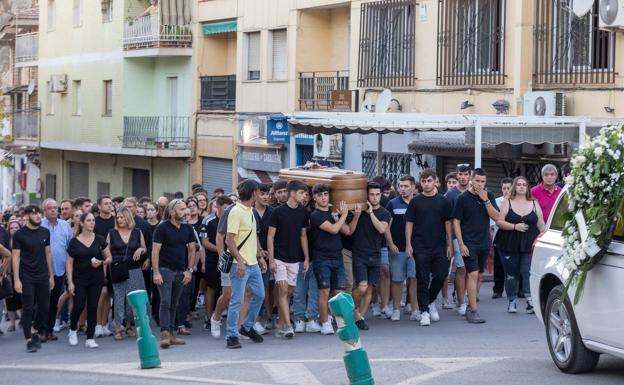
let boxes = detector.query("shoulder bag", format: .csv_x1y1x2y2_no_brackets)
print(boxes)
217,214,254,274
110,233,130,283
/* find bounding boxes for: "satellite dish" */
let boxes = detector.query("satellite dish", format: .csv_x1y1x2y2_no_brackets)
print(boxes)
27,79,35,95
572,0,595,17
362,95,373,112
376,89,392,113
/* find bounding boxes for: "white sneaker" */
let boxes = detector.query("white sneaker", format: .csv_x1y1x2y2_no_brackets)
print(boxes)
383,305,393,319
410,310,422,322
320,321,334,335
197,293,205,307
210,317,221,339
101,325,113,337
294,320,306,333
442,298,455,309
68,330,78,346
372,303,382,317
390,310,401,321
53,319,62,333
420,311,431,326
253,321,268,335
94,325,103,338
60,320,69,330
404,303,412,315
305,320,321,333
85,339,99,348
429,303,440,322
457,303,467,316
508,301,518,314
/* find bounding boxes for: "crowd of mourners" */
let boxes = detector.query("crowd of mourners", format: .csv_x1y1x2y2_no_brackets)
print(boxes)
0,163,567,351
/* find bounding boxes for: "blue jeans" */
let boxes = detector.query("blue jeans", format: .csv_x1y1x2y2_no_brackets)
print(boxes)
226,263,265,338
500,251,531,301
293,261,319,321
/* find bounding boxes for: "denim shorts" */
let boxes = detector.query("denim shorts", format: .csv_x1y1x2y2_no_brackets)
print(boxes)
389,251,416,282
352,256,380,287
452,239,465,268
313,258,346,291
380,247,389,266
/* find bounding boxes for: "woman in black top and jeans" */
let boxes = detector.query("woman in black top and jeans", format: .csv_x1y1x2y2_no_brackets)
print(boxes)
66,212,112,348
495,176,545,314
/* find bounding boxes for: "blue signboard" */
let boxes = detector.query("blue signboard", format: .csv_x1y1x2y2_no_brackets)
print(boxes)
267,116,289,144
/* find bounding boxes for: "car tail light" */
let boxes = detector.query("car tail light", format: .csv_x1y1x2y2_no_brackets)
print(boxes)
531,232,544,256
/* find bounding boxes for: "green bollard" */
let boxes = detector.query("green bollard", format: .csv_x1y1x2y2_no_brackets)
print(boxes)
328,292,374,385
127,289,161,369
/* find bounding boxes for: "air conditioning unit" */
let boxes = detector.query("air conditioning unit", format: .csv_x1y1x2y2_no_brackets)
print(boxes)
523,91,565,117
313,134,331,159
48,74,68,93
599,0,624,29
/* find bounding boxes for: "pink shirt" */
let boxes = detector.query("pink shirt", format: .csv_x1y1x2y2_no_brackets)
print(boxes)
531,183,562,223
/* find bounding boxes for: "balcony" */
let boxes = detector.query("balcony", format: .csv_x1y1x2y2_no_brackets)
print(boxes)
123,14,192,57
15,33,38,66
298,71,354,111
200,75,236,111
121,116,191,157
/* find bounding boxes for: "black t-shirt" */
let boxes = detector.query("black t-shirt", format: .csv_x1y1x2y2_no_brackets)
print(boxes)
0,225,9,251
269,204,310,263
108,228,142,270
12,226,50,281
452,191,498,250
254,206,273,251
94,216,115,238
386,196,411,251
67,235,107,285
352,207,391,260
199,215,220,263
405,194,452,255
153,221,196,271
310,209,343,260
340,213,354,252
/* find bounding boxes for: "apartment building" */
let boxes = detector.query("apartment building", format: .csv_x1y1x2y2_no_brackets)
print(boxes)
195,0,623,191
38,0,193,200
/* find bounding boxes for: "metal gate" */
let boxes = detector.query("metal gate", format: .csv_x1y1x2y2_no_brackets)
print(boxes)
202,157,233,196
68,161,89,198
362,151,412,187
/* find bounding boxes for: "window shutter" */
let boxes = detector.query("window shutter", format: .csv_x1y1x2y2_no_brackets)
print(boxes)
73,0,81,27
247,32,261,80
271,29,287,80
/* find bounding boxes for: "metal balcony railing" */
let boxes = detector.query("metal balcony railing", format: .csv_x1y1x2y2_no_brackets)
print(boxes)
12,109,39,140
16,33,38,62
200,75,236,111
122,116,190,149
123,14,191,50
299,71,351,111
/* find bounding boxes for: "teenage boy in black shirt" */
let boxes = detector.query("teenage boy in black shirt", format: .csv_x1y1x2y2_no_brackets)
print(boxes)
452,168,499,324
271,179,288,207
405,169,453,327
349,182,391,330
94,196,115,238
310,184,350,335
254,183,274,333
267,180,310,339
12,205,55,352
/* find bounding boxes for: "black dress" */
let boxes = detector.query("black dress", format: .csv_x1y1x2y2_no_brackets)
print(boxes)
108,228,142,270
67,235,107,286
496,200,540,254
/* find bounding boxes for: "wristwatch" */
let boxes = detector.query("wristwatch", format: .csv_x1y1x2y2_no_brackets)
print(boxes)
185,267,194,273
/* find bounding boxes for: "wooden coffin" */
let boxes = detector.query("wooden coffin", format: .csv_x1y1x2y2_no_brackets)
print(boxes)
278,167,368,209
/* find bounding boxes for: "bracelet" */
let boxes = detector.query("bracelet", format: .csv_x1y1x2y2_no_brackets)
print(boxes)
483,200,490,205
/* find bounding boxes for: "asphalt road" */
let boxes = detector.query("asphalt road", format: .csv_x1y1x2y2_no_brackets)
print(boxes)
1,282,623,385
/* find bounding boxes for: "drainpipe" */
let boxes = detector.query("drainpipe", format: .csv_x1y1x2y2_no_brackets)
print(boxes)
474,121,482,169
376,134,382,176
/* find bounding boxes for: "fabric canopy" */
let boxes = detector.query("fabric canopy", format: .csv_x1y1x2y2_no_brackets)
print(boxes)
202,20,237,35
464,125,579,145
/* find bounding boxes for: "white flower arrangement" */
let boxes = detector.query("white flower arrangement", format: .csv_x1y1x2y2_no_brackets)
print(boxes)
560,123,624,304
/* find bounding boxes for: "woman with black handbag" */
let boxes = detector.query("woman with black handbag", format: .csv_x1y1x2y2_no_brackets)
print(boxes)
66,212,112,348
105,207,147,341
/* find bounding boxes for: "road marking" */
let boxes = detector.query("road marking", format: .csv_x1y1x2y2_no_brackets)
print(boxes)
263,363,323,385
393,357,505,385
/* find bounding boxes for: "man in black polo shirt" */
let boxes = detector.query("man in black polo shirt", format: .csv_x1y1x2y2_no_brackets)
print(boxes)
12,205,55,352
153,199,196,348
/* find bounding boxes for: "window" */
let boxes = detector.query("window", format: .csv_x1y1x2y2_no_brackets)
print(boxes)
357,0,416,87
101,0,113,23
270,29,287,80
534,0,615,85
73,0,82,27
200,75,236,111
73,80,81,115
103,80,112,116
246,32,261,80
46,82,55,115
47,0,55,32
436,0,505,86
549,193,569,231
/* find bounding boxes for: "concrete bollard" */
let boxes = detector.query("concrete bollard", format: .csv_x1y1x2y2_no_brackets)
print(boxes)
127,289,161,369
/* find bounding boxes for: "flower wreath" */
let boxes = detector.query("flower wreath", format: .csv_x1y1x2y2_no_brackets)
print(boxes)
561,123,624,304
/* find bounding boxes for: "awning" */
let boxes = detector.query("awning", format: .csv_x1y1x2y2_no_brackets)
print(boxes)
464,125,579,145
409,132,495,156
202,20,237,36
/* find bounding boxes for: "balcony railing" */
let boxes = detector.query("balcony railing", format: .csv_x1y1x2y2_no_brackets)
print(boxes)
122,116,190,149
123,14,191,50
12,109,39,140
16,33,38,63
299,71,351,111
200,75,236,111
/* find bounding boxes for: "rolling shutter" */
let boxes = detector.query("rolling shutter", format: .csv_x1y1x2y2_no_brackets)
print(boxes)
68,161,89,198
271,29,287,80
132,169,150,199
202,157,233,196
247,32,261,80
